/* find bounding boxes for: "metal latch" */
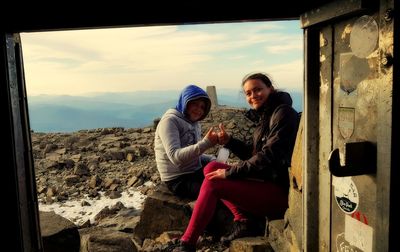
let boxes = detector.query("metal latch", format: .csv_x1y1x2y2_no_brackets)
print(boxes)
328,141,376,177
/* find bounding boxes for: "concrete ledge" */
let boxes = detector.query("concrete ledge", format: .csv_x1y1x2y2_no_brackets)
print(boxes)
230,236,274,252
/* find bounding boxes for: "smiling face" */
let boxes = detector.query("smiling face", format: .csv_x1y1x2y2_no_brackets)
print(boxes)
243,79,274,110
186,98,207,122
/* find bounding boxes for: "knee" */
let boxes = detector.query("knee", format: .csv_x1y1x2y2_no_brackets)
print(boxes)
203,161,219,175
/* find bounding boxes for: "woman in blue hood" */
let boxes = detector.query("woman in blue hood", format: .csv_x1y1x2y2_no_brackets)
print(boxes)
154,84,219,199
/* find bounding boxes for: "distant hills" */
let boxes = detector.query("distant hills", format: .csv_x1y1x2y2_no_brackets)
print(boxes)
28,89,303,133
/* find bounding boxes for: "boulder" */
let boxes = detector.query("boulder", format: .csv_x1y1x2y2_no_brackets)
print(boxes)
39,211,80,252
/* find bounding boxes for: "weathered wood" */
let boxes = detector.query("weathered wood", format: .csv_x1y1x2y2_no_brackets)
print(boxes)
290,113,304,191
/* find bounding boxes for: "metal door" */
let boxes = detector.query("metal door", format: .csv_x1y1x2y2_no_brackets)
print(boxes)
301,0,394,251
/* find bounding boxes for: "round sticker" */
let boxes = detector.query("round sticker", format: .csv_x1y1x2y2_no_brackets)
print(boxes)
333,177,359,214
350,15,378,58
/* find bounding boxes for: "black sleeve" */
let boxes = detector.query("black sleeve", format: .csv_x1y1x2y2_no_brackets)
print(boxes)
226,105,298,179
224,136,253,160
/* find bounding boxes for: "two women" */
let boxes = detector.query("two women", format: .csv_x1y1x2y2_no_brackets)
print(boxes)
172,72,299,252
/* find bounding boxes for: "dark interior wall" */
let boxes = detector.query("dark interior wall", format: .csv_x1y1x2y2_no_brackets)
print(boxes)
1,33,24,252
1,1,332,32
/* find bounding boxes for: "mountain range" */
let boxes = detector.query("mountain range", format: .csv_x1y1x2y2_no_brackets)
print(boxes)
28,89,303,133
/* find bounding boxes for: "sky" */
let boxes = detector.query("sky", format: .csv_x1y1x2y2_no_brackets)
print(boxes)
20,20,303,96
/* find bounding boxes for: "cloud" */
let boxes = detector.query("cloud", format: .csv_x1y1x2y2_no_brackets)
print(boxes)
267,59,303,90
21,21,303,95
264,39,303,54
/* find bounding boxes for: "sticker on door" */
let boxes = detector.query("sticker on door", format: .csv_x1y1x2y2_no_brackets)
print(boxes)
332,176,359,214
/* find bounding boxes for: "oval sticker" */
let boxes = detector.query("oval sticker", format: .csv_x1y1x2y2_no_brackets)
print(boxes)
333,177,359,214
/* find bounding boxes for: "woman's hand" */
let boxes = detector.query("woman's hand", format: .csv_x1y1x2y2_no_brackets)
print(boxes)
217,123,230,145
205,169,227,180
205,127,219,145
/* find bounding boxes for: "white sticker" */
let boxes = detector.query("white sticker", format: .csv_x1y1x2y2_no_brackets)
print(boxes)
333,177,359,214
345,214,373,252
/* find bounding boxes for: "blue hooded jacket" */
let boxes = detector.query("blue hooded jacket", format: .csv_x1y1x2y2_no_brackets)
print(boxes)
154,84,214,181
175,85,211,121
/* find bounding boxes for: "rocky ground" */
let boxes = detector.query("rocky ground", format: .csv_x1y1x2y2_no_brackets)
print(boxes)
33,106,254,205
33,106,256,251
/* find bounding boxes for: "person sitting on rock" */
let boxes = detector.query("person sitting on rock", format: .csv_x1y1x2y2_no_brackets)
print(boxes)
154,84,219,199
170,72,299,252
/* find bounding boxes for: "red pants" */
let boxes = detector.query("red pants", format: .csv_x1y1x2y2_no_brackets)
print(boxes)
181,161,288,245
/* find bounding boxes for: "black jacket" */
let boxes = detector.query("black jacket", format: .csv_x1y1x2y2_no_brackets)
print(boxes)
225,91,299,191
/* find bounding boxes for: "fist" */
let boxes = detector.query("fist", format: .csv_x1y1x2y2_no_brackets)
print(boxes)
217,123,230,145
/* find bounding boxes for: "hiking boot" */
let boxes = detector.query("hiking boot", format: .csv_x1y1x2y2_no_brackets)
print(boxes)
167,240,196,252
220,220,263,245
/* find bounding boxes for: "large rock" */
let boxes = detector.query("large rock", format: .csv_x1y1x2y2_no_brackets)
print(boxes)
267,219,291,252
39,211,80,252
80,227,137,252
133,184,234,246
133,184,192,245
